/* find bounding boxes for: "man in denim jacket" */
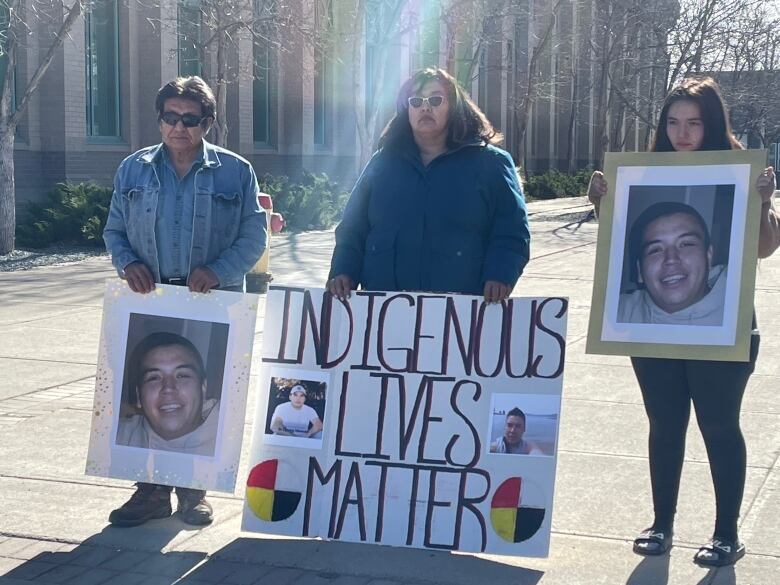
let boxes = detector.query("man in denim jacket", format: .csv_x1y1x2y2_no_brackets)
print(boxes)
103,76,266,527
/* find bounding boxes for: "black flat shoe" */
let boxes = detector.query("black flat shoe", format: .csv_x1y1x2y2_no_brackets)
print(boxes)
633,528,673,556
693,538,745,567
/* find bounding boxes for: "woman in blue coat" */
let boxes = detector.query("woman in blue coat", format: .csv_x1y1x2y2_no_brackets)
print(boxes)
328,68,530,301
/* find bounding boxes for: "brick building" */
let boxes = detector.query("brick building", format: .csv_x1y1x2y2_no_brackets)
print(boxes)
5,0,675,210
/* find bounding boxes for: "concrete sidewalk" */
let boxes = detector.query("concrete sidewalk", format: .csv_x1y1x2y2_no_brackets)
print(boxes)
1,197,778,585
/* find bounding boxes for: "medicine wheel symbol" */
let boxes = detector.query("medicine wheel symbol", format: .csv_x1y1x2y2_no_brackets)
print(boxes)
490,477,546,543
246,459,302,522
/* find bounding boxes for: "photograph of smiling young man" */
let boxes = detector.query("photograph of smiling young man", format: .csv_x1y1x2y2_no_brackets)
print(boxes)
116,331,221,456
618,199,731,325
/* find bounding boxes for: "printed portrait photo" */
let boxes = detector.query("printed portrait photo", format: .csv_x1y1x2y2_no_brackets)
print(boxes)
587,152,763,360
115,313,229,457
616,185,734,327
263,369,328,449
487,394,559,457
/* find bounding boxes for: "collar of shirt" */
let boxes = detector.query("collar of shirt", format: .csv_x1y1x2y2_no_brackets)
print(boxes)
160,142,205,178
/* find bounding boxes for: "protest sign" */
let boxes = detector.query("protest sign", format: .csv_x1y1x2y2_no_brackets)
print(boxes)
86,280,258,492
242,287,567,557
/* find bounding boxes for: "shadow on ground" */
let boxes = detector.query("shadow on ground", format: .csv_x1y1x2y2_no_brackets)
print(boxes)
182,537,546,585
1,525,200,585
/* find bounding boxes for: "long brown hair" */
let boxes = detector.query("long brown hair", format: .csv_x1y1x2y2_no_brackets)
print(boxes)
378,68,502,150
651,77,742,152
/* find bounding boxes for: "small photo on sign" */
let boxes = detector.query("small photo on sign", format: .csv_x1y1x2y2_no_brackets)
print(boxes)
487,393,560,457
115,313,229,458
264,370,328,449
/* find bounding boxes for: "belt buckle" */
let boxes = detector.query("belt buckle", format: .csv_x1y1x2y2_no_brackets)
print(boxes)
163,277,187,286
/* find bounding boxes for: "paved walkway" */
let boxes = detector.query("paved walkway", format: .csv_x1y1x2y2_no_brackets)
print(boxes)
1,197,778,584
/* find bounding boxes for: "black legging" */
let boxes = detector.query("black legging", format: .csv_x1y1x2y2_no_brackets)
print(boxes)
630,334,759,541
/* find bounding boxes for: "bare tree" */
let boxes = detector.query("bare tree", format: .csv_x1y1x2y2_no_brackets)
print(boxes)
712,2,780,147
338,0,407,166
665,0,768,87
171,0,300,147
510,0,569,170
0,0,85,254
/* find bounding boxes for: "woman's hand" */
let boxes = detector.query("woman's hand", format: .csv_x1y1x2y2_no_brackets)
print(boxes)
483,280,511,303
756,166,776,204
757,166,780,259
587,171,608,216
326,274,355,301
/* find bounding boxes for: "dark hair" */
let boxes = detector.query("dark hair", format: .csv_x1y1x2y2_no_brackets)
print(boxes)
378,68,502,150
628,202,711,283
506,407,526,422
127,332,206,403
651,77,742,152
155,76,216,123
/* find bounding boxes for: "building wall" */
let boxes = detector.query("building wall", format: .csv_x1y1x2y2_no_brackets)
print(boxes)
11,0,673,211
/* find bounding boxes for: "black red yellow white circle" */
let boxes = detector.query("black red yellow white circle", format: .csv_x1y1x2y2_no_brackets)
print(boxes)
490,476,545,543
246,459,301,522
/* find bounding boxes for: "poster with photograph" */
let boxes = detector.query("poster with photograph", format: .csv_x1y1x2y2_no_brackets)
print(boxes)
586,150,766,361
86,280,258,492
241,287,568,558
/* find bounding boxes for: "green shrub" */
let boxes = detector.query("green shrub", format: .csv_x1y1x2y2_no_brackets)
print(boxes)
258,171,348,232
16,182,113,248
15,170,348,248
524,166,593,200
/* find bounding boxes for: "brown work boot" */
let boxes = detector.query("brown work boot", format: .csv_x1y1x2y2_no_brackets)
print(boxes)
108,483,172,527
176,488,213,526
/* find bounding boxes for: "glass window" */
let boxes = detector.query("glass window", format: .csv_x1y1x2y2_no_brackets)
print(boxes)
314,0,333,146
178,0,201,77
417,2,439,69
313,53,328,145
253,0,277,145
85,0,120,138
364,0,399,125
253,38,271,145
0,3,15,109
478,49,488,112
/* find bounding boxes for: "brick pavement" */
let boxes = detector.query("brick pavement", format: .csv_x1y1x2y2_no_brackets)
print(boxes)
2,198,779,585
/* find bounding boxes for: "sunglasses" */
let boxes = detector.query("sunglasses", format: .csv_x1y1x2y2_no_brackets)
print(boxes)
407,95,445,109
160,111,206,128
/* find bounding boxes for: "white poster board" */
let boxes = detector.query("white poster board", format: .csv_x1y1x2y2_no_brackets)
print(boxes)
242,287,568,557
85,280,258,492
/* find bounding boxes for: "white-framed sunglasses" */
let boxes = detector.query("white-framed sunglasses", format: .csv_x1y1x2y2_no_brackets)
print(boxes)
407,95,446,109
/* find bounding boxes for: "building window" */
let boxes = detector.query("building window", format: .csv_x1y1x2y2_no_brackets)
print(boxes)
85,0,120,138
416,2,440,70
253,38,271,145
0,4,16,110
252,0,275,146
770,143,780,171
313,52,329,146
314,0,333,146
178,0,202,77
477,48,488,112
364,0,399,126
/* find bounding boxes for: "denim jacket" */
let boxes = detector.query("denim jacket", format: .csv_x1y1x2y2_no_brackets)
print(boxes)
103,141,267,289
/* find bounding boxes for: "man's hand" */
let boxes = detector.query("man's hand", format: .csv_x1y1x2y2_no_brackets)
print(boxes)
326,274,355,301
483,280,511,303
188,266,220,293
123,262,155,294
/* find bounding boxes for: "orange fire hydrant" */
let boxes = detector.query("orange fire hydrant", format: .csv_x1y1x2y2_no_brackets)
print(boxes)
246,193,285,293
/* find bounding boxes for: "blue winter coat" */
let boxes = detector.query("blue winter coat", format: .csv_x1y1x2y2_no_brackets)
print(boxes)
329,141,530,295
